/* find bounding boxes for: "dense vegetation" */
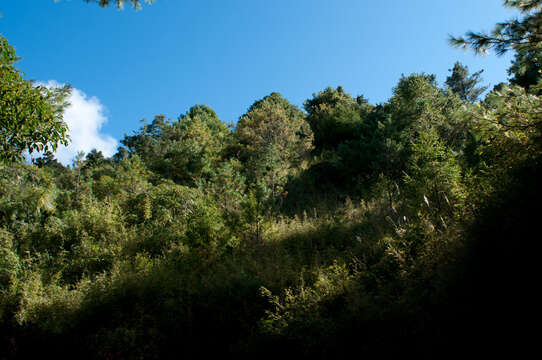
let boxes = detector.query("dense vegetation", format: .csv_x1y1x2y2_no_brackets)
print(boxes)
1,1,541,358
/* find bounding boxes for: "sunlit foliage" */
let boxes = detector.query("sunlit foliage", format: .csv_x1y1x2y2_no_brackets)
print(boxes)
1,1,539,357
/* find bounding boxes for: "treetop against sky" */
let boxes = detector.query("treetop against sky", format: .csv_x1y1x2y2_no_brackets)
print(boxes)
1,0,517,163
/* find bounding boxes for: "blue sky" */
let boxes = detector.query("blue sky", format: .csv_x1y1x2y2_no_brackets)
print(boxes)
1,0,517,163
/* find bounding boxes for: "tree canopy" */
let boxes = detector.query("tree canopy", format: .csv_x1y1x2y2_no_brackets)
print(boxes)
1,1,540,358
0,35,71,164
445,61,487,102
233,92,313,196
450,1,541,92
304,86,371,152
450,0,542,55
83,0,154,9
120,105,230,185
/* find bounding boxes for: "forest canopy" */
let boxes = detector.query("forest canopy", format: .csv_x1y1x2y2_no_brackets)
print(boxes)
0,0,540,358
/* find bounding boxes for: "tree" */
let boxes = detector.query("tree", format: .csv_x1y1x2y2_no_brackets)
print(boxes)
82,0,154,10
0,35,71,164
156,105,230,185
338,73,471,190
449,0,542,55
445,62,487,103
304,86,371,152
451,1,542,93
33,150,65,171
120,105,230,185
403,127,465,229
508,47,542,90
450,1,541,93
234,92,313,197
83,148,106,169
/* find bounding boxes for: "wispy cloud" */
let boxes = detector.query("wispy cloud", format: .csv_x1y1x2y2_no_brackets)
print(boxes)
42,81,117,165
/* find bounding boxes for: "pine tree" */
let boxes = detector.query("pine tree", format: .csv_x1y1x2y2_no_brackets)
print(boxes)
445,62,487,103
508,48,542,91
83,0,154,10
449,0,542,55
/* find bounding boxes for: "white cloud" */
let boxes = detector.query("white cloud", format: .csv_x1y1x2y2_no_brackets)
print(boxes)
43,81,117,166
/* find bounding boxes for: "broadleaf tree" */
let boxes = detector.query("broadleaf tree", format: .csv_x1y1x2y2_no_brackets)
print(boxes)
304,86,371,152
0,35,71,164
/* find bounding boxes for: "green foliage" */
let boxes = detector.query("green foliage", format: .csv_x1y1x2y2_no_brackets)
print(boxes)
120,106,230,186
304,86,371,152
1,8,540,356
241,184,270,245
402,127,465,229
0,228,19,289
449,0,542,55
508,48,542,91
0,35,71,163
260,262,354,345
234,93,313,197
82,0,154,10
0,163,57,226
123,182,234,256
338,73,452,184
445,61,487,103
33,151,65,172
198,159,247,233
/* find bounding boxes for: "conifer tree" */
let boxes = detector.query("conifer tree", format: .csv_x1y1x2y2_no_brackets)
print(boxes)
450,1,541,91
508,48,542,90
83,0,154,9
449,0,542,55
445,62,487,103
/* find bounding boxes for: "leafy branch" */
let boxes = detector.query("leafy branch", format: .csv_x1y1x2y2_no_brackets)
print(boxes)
449,0,542,55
